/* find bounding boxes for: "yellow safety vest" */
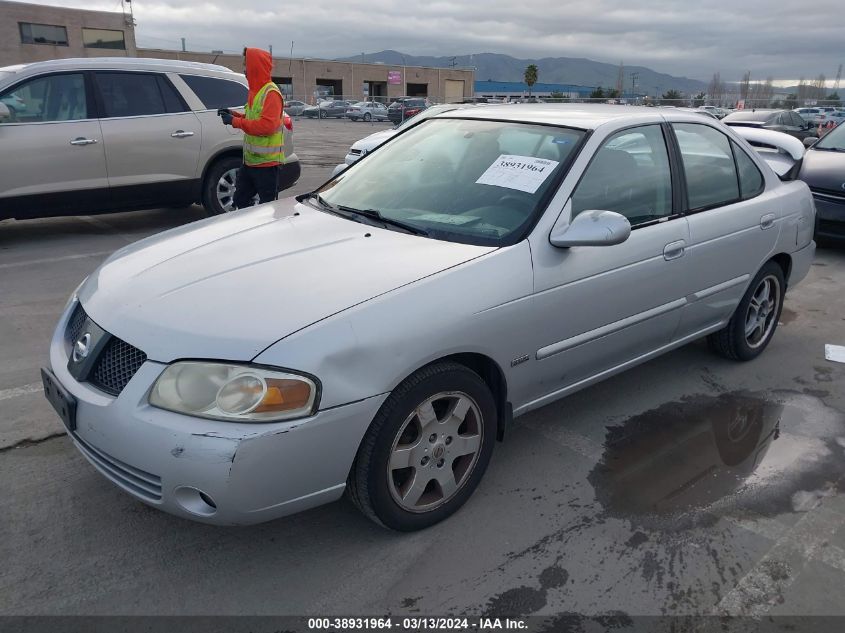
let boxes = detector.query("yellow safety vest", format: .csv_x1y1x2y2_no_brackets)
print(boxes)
243,82,284,166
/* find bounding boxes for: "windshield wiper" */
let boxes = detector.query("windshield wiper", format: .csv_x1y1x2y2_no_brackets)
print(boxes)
336,205,430,236
813,146,845,152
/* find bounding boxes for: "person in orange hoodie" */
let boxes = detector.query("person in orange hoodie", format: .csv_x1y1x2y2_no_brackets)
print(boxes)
219,47,284,209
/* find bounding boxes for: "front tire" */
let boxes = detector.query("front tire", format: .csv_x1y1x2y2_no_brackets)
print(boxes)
348,362,497,531
364,112,372,122
707,261,785,361
318,110,326,119
201,155,241,215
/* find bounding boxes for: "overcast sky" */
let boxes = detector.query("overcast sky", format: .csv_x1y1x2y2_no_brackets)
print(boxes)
37,0,843,84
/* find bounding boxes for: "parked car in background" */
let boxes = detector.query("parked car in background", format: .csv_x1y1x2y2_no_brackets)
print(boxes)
0,57,300,220
387,97,429,124
799,122,845,243
698,105,727,118
302,100,351,119
345,101,389,121
343,103,484,165
722,109,815,141
794,107,821,123
283,100,307,116
812,110,845,129
44,105,814,531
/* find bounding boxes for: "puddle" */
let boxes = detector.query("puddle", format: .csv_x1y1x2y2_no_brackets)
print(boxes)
587,392,845,528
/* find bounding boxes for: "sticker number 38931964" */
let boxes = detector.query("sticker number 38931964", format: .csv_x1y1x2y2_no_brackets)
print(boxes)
476,154,560,194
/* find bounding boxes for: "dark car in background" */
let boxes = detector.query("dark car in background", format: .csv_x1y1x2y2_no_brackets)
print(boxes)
303,100,352,119
387,97,429,124
799,122,845,244
722,109,816,141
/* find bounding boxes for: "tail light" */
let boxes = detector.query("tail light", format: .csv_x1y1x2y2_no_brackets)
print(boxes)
283,113,293,131
404,108,422,117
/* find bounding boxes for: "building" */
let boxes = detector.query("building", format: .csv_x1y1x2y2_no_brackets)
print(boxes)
0,0,137,66
475,80,595,100
0,0,474,103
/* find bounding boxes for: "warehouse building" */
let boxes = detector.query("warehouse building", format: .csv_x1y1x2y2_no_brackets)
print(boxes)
0,0,474,103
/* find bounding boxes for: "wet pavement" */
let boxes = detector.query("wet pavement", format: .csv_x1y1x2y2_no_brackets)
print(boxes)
2,119,845,618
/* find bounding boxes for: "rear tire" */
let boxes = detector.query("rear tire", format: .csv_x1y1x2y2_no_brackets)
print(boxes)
364,112,372,122
201,155,241,216
347,362,497,531
707,261,785,361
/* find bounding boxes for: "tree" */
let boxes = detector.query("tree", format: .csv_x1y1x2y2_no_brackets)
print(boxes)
589,86,605,100
824,92,841,106
606,88,620,99
693,92,706,107
661,89,682,105
524,64,538,97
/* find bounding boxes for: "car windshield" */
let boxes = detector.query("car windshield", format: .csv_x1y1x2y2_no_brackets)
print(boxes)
814,123,845,151
315,118,585,246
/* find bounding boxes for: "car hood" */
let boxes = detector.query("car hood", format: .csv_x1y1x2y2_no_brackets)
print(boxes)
351,128,398,152
799,148,845,192
79,199,494,362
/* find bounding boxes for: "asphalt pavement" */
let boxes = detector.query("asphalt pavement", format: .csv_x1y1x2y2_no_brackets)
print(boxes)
2,118,845,618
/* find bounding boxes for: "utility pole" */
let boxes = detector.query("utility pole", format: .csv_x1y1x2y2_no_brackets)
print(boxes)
449,56,457,69
269,44,273,57
181,37,186,52
630,72,639,101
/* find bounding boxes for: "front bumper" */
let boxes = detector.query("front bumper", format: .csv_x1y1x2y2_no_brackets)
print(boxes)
49,301,387,525
813,195,845,242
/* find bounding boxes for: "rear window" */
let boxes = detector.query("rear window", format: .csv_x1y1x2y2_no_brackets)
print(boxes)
180,74,247,110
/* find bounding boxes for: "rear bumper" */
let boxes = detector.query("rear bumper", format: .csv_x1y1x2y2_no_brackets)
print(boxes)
788,240,815,287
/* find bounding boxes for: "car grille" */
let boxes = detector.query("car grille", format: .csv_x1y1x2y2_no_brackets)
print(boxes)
90,337,148,396
64,304,147,397
818,219,845,238
810,187,845,203
74,434,162,501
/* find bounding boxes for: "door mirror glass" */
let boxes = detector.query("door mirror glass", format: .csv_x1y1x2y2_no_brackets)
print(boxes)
0,102,10,120
803,136,819,148
550,210,631,247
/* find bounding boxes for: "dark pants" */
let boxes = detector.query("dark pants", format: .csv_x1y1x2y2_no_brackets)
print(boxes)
233,164,279,209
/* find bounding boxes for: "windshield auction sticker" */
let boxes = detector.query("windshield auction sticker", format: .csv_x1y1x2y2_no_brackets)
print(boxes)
476,154,560,194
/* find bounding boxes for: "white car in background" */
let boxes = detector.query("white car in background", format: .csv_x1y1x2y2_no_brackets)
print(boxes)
345,101,389,122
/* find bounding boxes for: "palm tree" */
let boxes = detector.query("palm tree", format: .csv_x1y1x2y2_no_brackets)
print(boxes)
524,64,538,97
661,89,683,106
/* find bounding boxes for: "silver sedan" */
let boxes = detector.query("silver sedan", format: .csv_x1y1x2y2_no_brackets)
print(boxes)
43,105,815,531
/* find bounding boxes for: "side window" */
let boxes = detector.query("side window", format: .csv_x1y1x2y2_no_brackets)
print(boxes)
95,72,167,118
571,125,673,226
673,123,739,211
179,74,247,110
731,141,764,200
156,75,188,113
0,73,87,123
791,113,806,128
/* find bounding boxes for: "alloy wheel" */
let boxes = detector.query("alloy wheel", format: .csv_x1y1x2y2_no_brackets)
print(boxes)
744,275,780,349
387,391,483,513
216,168,238,212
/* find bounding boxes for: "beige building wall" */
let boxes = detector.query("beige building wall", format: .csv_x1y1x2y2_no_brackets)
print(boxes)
137,49,475,103
0,0,137,67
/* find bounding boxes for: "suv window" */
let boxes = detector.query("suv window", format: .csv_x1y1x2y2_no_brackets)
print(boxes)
673,123,739,211
0,73,87,123
571,125,673,226
95,72,186,118
790,112,806,127
179,74,247,110
731,141,764,200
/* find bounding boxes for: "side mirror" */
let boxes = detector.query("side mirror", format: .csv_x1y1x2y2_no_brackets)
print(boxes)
0,102,10,120
331,163,349,178
550,210,632,248
803,137,819,148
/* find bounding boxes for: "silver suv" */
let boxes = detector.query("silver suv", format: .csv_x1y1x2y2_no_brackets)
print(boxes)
0,58,300,220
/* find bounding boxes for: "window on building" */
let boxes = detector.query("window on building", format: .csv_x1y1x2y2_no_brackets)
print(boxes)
82,28,126,50
179,74,248,110
19,22,69,46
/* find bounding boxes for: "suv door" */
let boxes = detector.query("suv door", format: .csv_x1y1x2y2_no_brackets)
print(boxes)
528,124,690,401
671,122,777,336
93,71,202,209
0,72,108,219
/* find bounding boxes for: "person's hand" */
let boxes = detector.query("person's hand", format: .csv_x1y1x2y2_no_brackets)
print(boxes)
220,111,233,125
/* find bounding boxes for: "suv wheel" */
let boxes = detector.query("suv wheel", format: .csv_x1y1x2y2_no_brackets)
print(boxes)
707,261,785,361
202,156,241,215
347,362,496,531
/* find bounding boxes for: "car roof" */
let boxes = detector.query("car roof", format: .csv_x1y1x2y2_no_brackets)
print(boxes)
439,103,677,130
0,57,238,76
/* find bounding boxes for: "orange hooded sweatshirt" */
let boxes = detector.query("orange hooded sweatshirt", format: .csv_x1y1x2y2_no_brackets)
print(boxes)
231,47,283,167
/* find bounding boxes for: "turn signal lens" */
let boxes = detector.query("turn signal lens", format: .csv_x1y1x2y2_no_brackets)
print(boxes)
150,362,318,423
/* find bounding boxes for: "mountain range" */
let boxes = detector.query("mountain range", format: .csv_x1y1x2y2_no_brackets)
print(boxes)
338,50,708,96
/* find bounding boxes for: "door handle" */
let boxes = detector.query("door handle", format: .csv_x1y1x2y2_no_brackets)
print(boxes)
69,137,98,146
171,130,195,138
663,240,686,261
760,213,776,230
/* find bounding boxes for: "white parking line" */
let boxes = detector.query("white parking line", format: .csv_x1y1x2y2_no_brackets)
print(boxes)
0,383,42,401
0,250,113,270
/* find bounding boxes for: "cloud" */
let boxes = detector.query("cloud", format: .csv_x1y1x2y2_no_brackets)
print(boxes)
43,0,842,82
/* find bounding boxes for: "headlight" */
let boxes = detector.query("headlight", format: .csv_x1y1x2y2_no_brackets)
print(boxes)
149,362,318,422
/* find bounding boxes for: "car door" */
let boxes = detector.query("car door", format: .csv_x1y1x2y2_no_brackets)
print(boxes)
671,122,778,336
93,71,202,209
0,71,108,219
527,124,690,401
